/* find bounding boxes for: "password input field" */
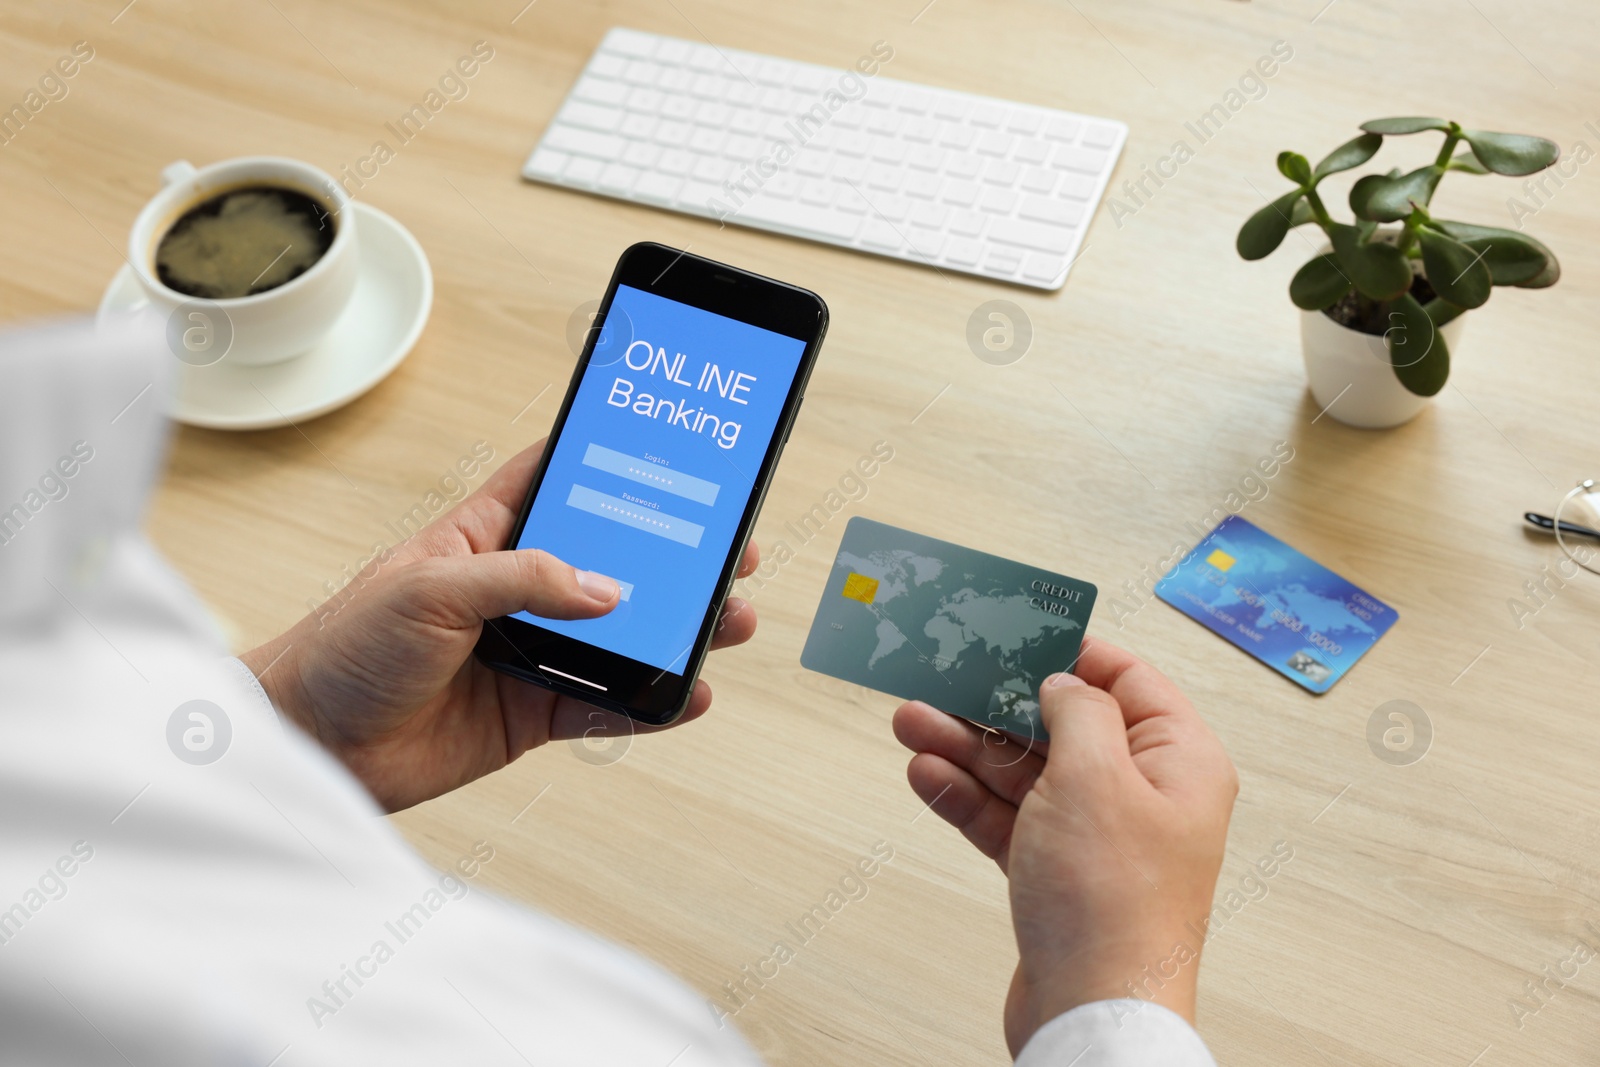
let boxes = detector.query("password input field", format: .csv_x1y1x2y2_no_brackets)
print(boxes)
566,484,705,547
582,443,720,505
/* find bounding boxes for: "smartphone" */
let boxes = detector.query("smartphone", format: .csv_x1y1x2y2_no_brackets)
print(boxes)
475,242,828,725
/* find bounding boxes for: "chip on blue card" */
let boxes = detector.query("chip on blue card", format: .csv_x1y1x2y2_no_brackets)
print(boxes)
1154,515,1397,693
800,517,1097,740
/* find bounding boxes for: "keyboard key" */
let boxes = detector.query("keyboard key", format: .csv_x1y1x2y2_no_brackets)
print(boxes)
1044,117,1082,142
859,218,904,250
655,38,691,65
604,28,658,57
1082,122,1119,148
730,110,765,134
945,237,983,266
659,67,692,92
1019,195,1084,227
590,54,627,79
1057,173,1097,199
902,117,939,143
564,157,602,184
833,157,869,183
910,201,949,227
653,120,692,145
689,128,727,154
1023,253,1067,282
938,124,976,150
634,173,683,203
867,111,903,135
945,154,983,179
737,194,862,239
1007,111,1043,135
931,96,968,121
988,216,1076,254
836,185,870,214
724,135,763,161
906,229,945,259
793,149,829,176
1020,167,1058,194
866,164,904,191
661,95,696,120
904,172,942,199
687,47,723,72
969,103,1005,127
696,101,732,126
984,246,1023,274
876,195,911,222
691,156,733,182
622,142,661,167
524,147,569,179
979,187,1018,214
623,60,660,85
767,172,802,199
940,179,980,207
861,83,899,108
658,149,694,174
799,179,835,206
626,87,664,114
982,160,1021,186
977,130,1015,156
949,209,987,237
837,131,871,156
1013,139,1052,165
544,125,626,160
559,101,624,131
598,163,641,192
573,76,629,105
1052,146,1109,174
677,180,723,211
907,144,945,171
870,140,908,163
756,59,790,86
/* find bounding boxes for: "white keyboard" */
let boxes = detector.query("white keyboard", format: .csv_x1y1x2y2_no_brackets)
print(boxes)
523,28,1127,291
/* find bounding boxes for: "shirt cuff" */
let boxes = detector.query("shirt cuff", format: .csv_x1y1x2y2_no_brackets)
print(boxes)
223,655,285,726
1015,999,1216,1067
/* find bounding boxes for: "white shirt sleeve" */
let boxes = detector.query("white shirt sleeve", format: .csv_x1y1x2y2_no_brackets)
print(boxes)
1015,1000,1217,1066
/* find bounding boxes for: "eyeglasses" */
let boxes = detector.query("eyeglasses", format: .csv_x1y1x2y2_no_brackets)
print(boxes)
1528,480,1600,578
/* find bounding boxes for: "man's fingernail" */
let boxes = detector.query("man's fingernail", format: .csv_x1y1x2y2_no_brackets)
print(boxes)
576,570,619,601
1044,672,1086,688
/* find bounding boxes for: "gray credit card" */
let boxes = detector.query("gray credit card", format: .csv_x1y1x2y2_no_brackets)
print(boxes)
800,517,1097,740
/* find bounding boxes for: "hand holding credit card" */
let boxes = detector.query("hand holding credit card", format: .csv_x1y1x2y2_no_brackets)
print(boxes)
801,517,1098,739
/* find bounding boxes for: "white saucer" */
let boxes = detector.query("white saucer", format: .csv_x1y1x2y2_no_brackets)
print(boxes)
98,202,433,431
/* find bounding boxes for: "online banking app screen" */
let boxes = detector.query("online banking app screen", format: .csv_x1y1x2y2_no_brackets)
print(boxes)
514,284,808,674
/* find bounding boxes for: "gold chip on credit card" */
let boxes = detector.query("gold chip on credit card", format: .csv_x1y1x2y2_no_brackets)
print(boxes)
841,572,879,604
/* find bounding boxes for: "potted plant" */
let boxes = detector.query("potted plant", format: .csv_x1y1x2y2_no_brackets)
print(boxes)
1237,118,1561,428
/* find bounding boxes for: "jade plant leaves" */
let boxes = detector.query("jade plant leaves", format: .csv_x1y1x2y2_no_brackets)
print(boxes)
1237,189,1305,260
1277,151,1313,185
1361,117,1451,135
1385,293,1450,396
1289,253,1353,310
1446,148,1489,174
1459,130,1560,176
1432,220,1558,287
1330,223,1413,301
1416,226,1492,308
1349,165,1444,222
1313,132,1383,180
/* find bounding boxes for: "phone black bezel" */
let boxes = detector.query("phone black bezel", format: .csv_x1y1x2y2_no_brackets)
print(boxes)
474,242,827,726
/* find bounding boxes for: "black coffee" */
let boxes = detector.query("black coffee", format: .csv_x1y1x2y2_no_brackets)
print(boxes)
155,185,335,300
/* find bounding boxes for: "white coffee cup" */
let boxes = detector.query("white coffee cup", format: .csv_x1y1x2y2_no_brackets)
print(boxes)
128,156,359,367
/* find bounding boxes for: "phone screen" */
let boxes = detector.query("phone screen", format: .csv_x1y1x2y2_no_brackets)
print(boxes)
512,283,808,674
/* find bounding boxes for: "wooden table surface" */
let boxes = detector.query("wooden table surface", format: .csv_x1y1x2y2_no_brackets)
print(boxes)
7,0,1600,1062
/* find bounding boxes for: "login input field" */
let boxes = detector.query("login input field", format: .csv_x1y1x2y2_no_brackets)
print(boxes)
582,443,720,506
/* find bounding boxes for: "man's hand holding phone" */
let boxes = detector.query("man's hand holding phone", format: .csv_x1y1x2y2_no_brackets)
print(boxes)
241,439,760,813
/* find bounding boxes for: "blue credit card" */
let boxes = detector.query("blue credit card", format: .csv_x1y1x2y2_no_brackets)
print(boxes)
1154,515,1398,694
800,517,1097,740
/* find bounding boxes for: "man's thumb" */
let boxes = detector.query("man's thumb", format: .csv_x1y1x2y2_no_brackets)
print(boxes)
409,549,619,627
1038,672,1134,773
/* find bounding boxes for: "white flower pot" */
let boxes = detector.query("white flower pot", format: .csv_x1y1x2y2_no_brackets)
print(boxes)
1300,303,1466,430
